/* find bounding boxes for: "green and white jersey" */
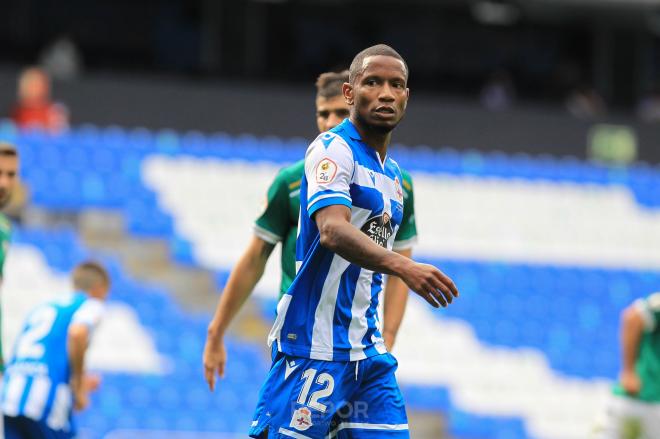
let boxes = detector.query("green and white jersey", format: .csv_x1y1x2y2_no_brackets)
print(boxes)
0,212,13,372
614,292,660,403
254,159,418,299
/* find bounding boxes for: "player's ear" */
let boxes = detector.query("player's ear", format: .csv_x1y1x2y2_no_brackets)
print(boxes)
343,82,354,106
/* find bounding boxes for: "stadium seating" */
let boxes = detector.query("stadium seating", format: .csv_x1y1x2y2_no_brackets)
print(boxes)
3,118,660,438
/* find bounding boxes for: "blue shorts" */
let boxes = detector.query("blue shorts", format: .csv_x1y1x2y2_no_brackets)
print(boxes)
4,415,73,439
249,352,409,439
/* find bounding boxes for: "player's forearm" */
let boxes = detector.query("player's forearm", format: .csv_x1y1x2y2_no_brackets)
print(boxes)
621,306,644,373
207,239,271,341
382,248,412,347
319,218,412,277
68,325,89,390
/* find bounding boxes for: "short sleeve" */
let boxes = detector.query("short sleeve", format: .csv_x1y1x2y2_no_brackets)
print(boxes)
71,299,105,332
305,134,354,218
254,169,293,244
635,292,660,332
393,170,418,251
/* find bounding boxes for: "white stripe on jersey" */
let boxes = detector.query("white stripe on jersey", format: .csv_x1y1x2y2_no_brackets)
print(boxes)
310,254,351,360
353,163,401,203
46,383,71,431
24,375,52,420
268,294,292,351
2,374,26,416
348,267,375,361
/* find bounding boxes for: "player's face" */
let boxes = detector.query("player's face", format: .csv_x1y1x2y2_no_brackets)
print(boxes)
345,55,409,133
316,95,349,133
0,155,18,208
94,282,110,301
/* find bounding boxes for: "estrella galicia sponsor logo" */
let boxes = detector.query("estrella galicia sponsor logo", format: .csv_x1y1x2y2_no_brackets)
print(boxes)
361,213,393,248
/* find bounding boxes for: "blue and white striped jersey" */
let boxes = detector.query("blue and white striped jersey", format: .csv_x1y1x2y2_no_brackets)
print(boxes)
268,119,405,362
1,292,104,433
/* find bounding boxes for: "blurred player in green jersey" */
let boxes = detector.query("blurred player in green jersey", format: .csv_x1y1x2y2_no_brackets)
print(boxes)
593,292,660,439
203,71,419,390
0,143,19,373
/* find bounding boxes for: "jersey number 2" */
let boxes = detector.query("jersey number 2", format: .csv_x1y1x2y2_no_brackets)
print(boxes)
297,368,335,413
16,306,57,359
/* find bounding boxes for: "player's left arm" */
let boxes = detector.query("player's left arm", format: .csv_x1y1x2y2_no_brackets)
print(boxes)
382,248,411,351
68,323,91,410
68,299,104,411
382,171,417,351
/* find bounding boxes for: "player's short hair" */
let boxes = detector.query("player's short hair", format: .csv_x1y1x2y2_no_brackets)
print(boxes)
72,261,110,292
348,44,408,85
315,70,349,99
0,142,18,157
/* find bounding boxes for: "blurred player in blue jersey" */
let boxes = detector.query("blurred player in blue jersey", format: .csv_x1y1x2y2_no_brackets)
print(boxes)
1,261,110,439
249,44,459,439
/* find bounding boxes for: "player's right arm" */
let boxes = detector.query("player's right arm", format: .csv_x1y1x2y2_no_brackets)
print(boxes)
204,167,292,391
619,294,660,395
305,136,458,308
619,303,644,395
315,206,457,307
203,236,274,391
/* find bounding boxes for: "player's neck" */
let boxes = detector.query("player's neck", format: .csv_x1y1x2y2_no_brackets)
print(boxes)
352,119,391,163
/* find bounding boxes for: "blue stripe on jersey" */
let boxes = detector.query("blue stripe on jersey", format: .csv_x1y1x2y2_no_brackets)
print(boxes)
269,119,404,362
309,197,352,218
363,274,385,349
332,264,362,357
308,189,350,206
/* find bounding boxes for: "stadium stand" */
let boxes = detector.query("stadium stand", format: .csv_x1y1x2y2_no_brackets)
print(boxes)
2,118,660,438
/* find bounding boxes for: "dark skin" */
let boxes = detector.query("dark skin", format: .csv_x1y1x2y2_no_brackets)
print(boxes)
343,55,409,160
316,55,459,308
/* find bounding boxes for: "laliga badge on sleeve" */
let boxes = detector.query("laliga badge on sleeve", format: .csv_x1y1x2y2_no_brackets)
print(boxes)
316,158,338,184
290,406,313,431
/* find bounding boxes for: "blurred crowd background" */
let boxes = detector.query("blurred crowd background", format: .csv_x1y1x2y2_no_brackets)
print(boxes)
1,1,659,438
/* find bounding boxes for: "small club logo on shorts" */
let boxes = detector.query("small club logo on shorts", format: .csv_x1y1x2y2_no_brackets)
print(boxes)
290,406,313,431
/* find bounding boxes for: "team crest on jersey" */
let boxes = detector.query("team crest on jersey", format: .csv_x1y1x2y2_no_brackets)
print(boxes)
361,213,394,248
290,406,313,431
316,158,337,184
394,177,404,203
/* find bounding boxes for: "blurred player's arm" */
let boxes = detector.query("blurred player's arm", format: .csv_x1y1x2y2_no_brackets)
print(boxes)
619,303,645,395
315,205,457,308
68,298,104,411
205,168,290,391
204,236,274,391
382,248,411,351
68,323,91,411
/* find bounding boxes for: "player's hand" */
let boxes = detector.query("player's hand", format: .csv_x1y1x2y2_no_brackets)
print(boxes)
203,335,226,392
73,387,90,411
620,370,641,396
70,373,99,412
84,373,101,392
383,330,396,352
400,262,459,308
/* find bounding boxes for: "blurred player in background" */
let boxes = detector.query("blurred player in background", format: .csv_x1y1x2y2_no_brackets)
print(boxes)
248,44,458,438
593,292,660,439
1,262,109,439
10,67,69,133
203,70,418,390
0,143,20,373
